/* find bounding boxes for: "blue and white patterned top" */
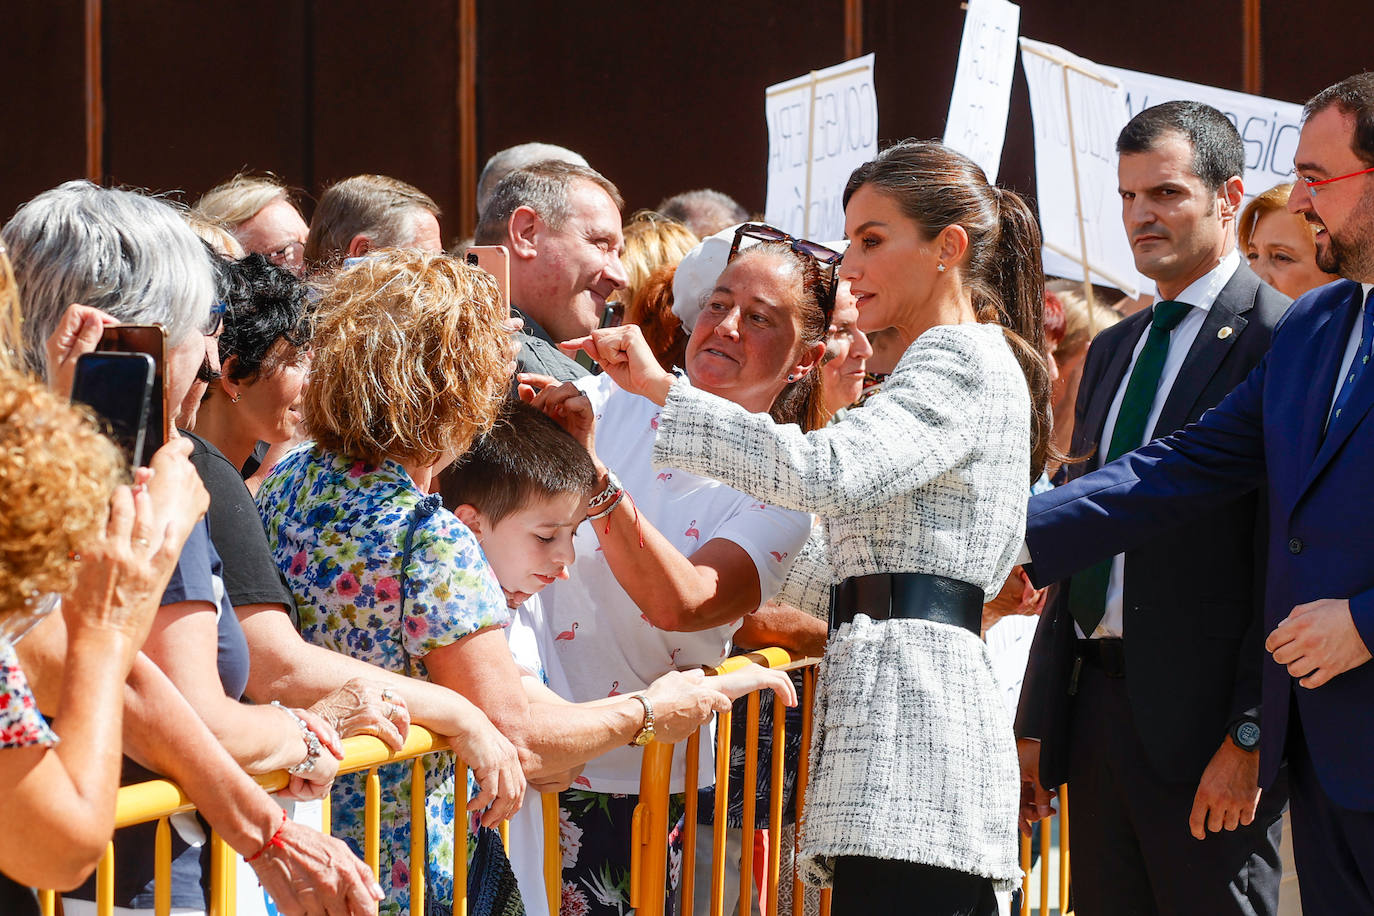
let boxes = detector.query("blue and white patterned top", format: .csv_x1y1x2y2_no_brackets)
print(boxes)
257,444,509,916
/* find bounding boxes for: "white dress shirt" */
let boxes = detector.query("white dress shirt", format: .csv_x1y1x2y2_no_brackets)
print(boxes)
1326,282,1374,423
1080,250,1242,638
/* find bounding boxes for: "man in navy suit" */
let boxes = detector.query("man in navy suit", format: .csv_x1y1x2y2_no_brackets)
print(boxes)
1023,73,1374,913
1016,102,1290,915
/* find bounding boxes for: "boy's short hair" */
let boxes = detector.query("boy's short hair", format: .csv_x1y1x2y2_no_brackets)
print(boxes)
441,399,598,524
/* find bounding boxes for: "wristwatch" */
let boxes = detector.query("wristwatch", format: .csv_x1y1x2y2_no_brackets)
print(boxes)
1229,716,1261,752
628,694,655,747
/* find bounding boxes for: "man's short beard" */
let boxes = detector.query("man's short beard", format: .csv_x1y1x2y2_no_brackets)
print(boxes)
1317,182,1374,281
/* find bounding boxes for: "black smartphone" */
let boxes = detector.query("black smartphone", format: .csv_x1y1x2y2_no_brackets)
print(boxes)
97,324,168,466
71,351,155,467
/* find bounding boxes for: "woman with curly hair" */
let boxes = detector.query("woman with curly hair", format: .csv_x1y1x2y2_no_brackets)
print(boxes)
0,244,203,911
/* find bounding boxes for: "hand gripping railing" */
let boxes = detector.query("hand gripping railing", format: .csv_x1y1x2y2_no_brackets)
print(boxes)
631,648,1075,916
631,648,830,916
38,725,561,916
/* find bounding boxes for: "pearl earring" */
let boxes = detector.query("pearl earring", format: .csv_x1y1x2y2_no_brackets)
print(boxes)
786,374,796,383
936,263,947,273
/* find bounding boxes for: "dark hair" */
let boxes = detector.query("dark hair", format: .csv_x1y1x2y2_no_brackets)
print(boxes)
725,241,830,433
1304,72,1374,166
439,399,598,524
844,140,1052,480
1116,101,1245,192
216,254,311,383
474,160,624,246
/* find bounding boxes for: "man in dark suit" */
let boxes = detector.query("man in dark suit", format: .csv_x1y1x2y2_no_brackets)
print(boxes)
1022,74,1374,913
1016,102,1291,915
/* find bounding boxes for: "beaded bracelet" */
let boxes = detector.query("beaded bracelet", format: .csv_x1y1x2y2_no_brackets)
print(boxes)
244,808,288,863
272,701,323,776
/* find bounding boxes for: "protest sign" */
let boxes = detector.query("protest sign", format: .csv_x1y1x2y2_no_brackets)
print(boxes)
764,53,877,241
1019,38,1139,295
944,0,1021,182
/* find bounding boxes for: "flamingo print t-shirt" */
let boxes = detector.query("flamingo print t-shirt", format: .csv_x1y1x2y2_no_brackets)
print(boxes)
540,373,811,793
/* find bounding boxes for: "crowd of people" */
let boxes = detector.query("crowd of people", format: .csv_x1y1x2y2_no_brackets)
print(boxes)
0,68,1372,916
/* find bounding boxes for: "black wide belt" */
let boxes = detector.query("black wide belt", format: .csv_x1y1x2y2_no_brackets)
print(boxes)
829,572,984,635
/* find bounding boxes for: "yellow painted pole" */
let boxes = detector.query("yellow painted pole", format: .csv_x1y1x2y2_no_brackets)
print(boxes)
154,816,171,916
739,693,761,916
681,729,701,916
793,666,816,912
767,691,786,916
411,757,427,913
455,758,469,916
96,841,114,916
631,740,675,916
711,707,733,916
366,768,382,884
542,792,561,916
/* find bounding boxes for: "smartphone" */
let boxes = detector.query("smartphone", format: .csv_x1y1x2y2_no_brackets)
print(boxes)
97,323,168,466
71,351,155,467
465,245,510,310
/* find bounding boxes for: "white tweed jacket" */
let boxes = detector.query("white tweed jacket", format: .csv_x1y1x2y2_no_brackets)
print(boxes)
652,322,1029,890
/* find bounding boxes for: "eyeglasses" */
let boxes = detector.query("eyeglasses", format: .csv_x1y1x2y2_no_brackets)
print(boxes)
1300,165,1374,191
266,240,305,269
727,223,843,315
203,299,228,336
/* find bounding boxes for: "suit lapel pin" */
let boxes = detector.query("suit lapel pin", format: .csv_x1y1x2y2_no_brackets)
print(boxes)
1217,326,1234,339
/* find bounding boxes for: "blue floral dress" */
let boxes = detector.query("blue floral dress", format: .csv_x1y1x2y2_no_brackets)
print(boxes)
257,445,509,916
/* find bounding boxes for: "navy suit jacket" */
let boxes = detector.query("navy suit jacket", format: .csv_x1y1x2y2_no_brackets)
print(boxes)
1026,278,1374,810
1016,266,1288,787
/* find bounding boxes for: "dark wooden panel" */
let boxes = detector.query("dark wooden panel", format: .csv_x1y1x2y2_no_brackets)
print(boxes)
0,1,87,222
310,0,461,236
476,0,846,218
101,0,309,206
1261,0,1371,106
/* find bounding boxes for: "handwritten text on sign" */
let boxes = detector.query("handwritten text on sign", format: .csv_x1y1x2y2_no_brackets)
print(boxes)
765,54,877,242
944,0,1020,183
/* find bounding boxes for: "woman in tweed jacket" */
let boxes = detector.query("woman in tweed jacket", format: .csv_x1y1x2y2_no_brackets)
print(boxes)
562,141,1052,915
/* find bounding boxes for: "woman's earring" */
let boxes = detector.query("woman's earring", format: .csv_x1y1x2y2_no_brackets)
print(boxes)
936,263,947,273
786,374,796,383
230,393,241,404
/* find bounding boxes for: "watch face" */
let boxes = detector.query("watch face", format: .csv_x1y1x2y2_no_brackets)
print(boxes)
1235,721,1261,749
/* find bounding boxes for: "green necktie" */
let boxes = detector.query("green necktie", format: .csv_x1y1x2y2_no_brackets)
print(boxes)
1067,299,1192,636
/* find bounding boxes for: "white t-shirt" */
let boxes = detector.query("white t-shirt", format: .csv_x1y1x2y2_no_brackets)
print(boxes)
502,593,560,916
540,373,811,793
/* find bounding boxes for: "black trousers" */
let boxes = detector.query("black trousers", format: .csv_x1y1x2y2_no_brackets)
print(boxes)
831,857,997,916
1066,664,1286,916
1287,709,1374,913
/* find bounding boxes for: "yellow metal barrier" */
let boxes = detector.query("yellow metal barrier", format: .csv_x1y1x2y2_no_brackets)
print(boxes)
1019,784,1072,916
39,725,560,916
632,648,823,916
633,649,1072,916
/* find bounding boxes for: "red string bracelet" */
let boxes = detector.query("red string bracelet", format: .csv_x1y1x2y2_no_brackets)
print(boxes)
245,808,289,863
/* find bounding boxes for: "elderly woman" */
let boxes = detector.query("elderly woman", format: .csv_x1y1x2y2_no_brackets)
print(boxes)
567,141,1053,915
519,226,827,914
256,248,759,916
819,279,873,420
1239,182,1339,300
5,182,384,914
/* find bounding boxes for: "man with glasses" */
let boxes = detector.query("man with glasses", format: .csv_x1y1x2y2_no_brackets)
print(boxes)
195,173,309,276
1021,73,1374,913
473,160,629,381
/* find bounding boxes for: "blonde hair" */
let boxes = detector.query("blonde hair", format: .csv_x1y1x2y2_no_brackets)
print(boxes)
195,173,294,230
183,211,246,259
0,367,124,616
1046,279,1120,360
1238,183,1297,251
616,211,699,310
304,248,510,467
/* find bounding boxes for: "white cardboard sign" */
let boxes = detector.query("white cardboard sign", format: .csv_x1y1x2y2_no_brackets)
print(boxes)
944,0,1021,183
764,53,878,242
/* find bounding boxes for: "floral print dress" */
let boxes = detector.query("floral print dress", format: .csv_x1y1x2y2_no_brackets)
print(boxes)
257,446,509,916
1,636,56,750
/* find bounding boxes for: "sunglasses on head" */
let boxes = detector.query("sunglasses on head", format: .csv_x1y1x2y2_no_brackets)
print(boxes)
727,223,842,316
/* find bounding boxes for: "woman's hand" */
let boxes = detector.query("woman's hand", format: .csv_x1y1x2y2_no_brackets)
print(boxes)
276,707,343,801
710,663,799,706
529,764,585,794
446,716,526,828
246,819,384,916
641,668,733,744
61,437,206,663
45,304,117,397
307,677,411,751
982,565,1045,635
517,373,603,470
558,326,675,406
